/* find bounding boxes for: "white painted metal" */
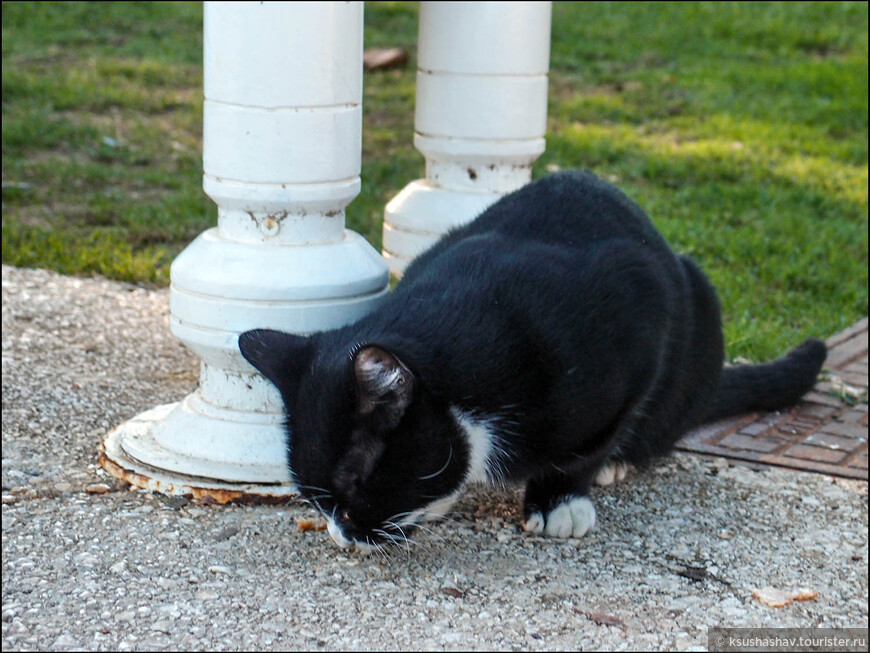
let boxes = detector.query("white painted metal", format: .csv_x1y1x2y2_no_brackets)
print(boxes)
383,1,553,276
101,1,389,495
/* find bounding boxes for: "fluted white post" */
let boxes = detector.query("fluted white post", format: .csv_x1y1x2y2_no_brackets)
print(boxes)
382,1,552,276
101,1,389,500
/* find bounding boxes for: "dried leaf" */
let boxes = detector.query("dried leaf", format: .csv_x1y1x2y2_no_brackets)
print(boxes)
440,587,463,598
792,588,819,602
586,611,622,626
363,48,409,71
752,586,819,608
297,519,327,533
753,587,792,608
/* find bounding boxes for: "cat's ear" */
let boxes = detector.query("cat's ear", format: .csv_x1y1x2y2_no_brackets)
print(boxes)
353,345,414,429
238,329,313,393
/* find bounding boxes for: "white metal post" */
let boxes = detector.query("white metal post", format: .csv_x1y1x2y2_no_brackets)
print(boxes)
101,1,389,500
382,1,552,276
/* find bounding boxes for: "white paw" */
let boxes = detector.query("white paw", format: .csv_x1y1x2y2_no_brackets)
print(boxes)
543,496,596,538
594,462,633,486
523,511,545,534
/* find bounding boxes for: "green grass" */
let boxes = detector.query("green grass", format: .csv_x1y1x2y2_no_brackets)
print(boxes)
2,1,867,361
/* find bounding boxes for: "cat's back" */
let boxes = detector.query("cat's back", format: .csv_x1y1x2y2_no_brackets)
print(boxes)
401,170,673,285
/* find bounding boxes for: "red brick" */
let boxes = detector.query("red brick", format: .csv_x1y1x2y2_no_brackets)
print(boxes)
825,331,868,369
803,391,848,408
825,317,868,349
798,402,840,419
740,422,772,436
840,371,868,387
720,433,787,454
846,451,868,471
681,420,741,445
783,444,846,464
802,431,861,452
820,421,869,439
788,417,825,433
774,422,813,438
840,409,867,424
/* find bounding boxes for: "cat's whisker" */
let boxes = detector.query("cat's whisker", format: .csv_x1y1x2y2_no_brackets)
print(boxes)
422,514,460,531
373,528,415,555
370,534,399,561
417,440,453,481
382,520,413,541
400,521,445,544
302,493,331,503
377,539,395,561
362,535,386,561
294,484,333,495
381,521,414,555
384,510,418,525
298,494,334,516
298,497,319,510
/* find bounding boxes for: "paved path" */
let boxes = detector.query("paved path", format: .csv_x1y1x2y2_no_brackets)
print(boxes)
2,265,867,651
679,319,868,480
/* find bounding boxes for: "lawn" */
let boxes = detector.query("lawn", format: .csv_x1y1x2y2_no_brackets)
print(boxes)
2,1,867,362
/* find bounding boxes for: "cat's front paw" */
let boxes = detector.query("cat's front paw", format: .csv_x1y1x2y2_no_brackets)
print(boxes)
523,496,596,538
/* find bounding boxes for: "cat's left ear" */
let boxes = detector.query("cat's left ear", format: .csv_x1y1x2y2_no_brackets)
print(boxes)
353,345,414,429
238,329,313,394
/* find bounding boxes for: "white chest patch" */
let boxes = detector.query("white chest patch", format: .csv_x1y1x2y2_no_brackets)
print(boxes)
449,406,498,485
392,408,508,534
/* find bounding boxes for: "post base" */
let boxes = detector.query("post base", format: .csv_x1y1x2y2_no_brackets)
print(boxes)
382,179,502,277
100,400,297,504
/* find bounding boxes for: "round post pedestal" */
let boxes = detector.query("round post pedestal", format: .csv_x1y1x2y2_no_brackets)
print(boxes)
101,1,389,501
382,1,552,277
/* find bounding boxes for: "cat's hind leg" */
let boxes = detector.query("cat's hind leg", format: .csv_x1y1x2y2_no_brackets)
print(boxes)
522,471,596,538
593,461,634,487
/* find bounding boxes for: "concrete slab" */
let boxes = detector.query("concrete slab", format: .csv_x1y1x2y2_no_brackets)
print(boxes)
2,265,867,651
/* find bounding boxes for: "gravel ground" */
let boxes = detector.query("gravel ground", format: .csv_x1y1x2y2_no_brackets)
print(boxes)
2,264,868,651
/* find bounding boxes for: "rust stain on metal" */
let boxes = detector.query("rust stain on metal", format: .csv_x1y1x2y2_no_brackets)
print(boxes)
98,443,294,506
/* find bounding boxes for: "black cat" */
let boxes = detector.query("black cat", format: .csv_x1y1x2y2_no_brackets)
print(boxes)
239,170,826,551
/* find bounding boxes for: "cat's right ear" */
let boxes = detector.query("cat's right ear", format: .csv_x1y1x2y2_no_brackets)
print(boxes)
238,329,313,393
353,345,414,430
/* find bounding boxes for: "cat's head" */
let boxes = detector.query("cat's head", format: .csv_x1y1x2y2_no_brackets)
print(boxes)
238,329,470,551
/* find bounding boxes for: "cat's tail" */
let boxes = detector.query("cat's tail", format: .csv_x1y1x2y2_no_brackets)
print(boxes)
708,338,827,421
